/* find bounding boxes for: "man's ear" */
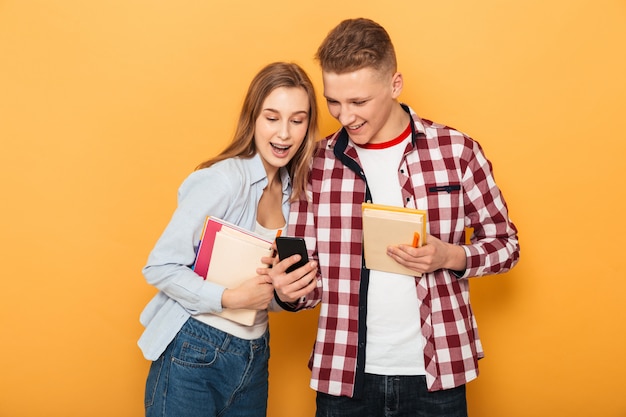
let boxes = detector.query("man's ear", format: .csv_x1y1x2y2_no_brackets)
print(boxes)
391,72,403,99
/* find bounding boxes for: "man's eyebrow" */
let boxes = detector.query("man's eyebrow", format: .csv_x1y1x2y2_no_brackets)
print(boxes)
324,94,369,102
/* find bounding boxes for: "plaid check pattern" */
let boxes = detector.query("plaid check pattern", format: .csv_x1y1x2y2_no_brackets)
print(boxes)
287,105,519,396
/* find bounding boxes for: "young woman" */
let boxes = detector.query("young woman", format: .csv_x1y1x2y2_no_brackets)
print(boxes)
138,62,319,417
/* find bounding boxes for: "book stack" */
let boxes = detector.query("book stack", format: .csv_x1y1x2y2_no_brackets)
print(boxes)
193,217,273,325
361,203,427,277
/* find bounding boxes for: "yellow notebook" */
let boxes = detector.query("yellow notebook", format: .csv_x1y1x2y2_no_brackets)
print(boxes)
361,203,427,277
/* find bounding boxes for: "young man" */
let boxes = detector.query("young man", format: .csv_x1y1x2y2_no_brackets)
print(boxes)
268,18,520,417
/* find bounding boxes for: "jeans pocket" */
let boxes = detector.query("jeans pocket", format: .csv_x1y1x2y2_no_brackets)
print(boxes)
144,354,165,408
172,340,219,368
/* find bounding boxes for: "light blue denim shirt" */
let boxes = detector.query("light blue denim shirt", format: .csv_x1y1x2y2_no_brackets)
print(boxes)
138,154,292,360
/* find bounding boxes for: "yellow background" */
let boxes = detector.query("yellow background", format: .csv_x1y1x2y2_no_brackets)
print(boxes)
1,1,625,416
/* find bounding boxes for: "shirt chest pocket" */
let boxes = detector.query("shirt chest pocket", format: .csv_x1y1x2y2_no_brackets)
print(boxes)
428,184,461,194
425,183,463,235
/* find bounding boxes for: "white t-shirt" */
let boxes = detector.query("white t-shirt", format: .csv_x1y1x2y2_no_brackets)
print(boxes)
354,125,425,376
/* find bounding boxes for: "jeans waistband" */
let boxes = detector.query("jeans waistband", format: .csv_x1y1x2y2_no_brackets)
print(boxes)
185,317,269,353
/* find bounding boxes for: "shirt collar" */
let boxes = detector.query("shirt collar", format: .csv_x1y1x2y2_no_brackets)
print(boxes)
401,103,428,143
247,153,292,196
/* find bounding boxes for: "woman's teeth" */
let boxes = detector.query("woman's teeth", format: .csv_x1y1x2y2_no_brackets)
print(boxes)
271,143,290,153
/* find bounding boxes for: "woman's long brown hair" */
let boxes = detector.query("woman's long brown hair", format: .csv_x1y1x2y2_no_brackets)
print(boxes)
196,62,319,201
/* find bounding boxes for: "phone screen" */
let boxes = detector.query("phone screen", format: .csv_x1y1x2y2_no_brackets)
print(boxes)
275,237,309,273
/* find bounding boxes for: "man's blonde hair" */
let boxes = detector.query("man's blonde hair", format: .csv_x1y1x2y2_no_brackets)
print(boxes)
315,18,397,76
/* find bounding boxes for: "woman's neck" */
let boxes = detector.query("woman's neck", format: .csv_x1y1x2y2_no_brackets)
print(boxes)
257,169,285,229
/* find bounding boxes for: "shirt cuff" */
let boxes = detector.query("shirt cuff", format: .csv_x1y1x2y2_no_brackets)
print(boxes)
273,291,300,311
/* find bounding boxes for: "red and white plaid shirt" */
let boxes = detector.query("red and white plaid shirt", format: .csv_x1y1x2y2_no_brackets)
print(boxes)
286,105,520,396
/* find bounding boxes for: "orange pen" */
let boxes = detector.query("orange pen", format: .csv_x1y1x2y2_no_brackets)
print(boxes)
271,229,283,261
412,232,420,248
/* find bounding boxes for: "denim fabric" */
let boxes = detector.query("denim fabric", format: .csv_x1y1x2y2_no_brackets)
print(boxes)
145,318,269,417
315,373,467,417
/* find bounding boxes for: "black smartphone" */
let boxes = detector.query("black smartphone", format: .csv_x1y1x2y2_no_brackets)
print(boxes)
275,236,309,273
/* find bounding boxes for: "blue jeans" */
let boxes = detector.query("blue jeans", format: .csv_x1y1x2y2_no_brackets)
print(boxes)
145,318,270,417
315,373,467,417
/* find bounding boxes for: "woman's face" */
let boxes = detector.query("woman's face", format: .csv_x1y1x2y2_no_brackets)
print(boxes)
254,86,310,173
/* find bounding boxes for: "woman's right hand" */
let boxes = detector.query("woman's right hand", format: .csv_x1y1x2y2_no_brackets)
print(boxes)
221,275,274,311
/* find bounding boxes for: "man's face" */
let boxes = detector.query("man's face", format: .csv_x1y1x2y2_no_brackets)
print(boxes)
322,67,402,146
